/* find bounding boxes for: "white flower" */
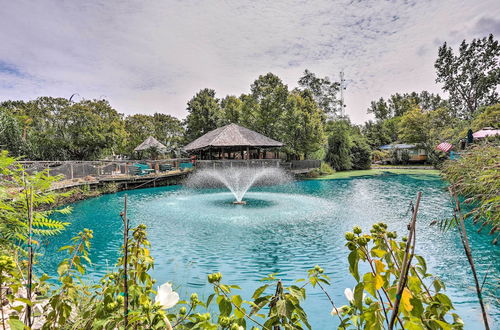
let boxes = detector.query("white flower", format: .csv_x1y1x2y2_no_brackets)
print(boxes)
155,282,179,309
344,288,354,303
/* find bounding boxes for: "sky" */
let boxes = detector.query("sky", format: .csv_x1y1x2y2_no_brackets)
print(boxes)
0,0,499,124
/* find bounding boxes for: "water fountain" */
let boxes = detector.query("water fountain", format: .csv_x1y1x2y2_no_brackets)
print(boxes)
185,167,292,204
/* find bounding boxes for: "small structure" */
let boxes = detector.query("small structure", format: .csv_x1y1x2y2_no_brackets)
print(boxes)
379,143,427,163
134,136,167,153
436,142,453,153
472,127,500,140
183,123,283,160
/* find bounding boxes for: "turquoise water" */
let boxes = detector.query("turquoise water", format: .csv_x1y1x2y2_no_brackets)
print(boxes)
38,174,499,328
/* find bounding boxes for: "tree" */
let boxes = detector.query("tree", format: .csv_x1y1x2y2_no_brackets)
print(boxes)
0,108,24,156
367,91,447,120
220,95,243,125
124,114,156,154
184,89,222,141
246,73,289,140
152,113,184,154
62,100,127,159
281,90,326,159
397,107,430,145
325,120,352,171
471,103,500,130
0,97,127,160
350,134,372,170
298,69,340,115
435,34,500,118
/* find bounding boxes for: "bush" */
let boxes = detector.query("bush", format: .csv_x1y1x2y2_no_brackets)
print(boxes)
325,120,352,171
319,162,335,175
350,138,372,170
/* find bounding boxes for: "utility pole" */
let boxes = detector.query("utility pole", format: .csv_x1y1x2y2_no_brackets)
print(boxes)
339,71,346,117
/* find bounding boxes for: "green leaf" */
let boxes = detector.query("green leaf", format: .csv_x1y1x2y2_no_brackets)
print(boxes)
252,284,268,299
348,250,360,281
371,248,387,258
206,293,215,307
218,297,232,316
231,294,243,307
8,318,26,330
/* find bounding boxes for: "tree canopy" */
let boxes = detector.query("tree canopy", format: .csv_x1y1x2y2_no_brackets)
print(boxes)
435,34,500,118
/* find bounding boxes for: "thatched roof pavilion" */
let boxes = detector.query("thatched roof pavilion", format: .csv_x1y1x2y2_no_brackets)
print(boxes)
183,124,283,160
134,136,167,152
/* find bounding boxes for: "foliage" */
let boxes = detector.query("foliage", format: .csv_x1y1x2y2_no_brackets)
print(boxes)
43,229,94,329
471,103,500,131
350,135,371,170
340,223,463,329
298,69,340,115
435,34,500,119
0,150,70,252
325,120,352,171
220,95,243,125
0,98,127,160
184,89,223,142
125,113,184,156
281,90,326,159
319,162,335,175
441,144,500,232
243,73,289,141
367,91,447,121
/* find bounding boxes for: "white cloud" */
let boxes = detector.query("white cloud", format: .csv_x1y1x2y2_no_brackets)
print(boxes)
0,0,498,123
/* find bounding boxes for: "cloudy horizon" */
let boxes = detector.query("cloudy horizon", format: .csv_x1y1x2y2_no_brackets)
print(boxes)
1,0,499,124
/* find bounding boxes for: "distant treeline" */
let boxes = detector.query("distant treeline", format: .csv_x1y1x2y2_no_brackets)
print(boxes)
0,34,498,169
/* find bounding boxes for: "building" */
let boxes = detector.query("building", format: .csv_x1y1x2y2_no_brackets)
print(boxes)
379,144,427,163
183,123,284,160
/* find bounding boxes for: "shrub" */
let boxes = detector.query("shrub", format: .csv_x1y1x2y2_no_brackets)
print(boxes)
319,162,335,175
350,138,372,170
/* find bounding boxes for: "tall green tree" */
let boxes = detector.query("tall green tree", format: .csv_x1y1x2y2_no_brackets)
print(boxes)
281,90,326,159
244,73,289,141
0,97,127,160
367,91,447,120
0,108,24,156
435,34,500,118
325,120,352,171
220,95,243,125
298,69,340,115
184,89,222,141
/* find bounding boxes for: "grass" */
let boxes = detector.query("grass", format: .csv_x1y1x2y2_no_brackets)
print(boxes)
310,168,441,180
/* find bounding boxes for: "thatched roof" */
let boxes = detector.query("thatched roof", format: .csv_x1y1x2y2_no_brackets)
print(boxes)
183,123,283,152
134,136,167,152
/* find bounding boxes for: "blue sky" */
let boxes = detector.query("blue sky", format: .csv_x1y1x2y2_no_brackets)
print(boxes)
0,0,499,123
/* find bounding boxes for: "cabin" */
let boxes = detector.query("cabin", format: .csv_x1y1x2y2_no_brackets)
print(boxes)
379,144,427,164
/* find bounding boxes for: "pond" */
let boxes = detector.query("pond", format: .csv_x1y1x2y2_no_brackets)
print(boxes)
38,173,499,328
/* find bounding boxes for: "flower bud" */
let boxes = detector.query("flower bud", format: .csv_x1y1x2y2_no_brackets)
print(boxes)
179,307,187,315
353,226,362,235
345,232,355,241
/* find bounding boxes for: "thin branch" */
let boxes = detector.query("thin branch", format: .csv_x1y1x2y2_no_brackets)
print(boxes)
389,191,421,330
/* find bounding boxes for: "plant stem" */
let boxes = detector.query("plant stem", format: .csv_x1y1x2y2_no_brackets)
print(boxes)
450,187,490,330
122,194,129,329
24,184,34,328
315,280,343,323
389,191,421,330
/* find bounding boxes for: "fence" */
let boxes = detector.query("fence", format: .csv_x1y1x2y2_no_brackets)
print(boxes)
196,159,281,170
195,159,321,172
18,159,191,180
17,158,321,181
